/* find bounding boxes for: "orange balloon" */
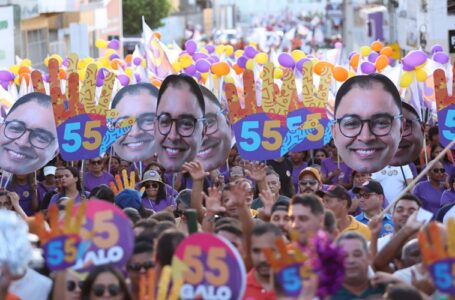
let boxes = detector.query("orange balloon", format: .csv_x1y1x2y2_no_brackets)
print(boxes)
371,41,383,52
375,54,389,71
380,46,393,57
18,73,30,85
153,32,161,40
125,54,133,64
110,59,122,70
210,62,230,76
151,78,162,88
18,65,30,75
59,69,66,80
313,61,334,75
332,66,348,82
350,53,360,69
233,63,243,75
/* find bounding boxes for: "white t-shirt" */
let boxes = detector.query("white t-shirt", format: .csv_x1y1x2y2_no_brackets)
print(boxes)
393,264,424,284
9,268,52,300
377,234,392,252
372,165,413,205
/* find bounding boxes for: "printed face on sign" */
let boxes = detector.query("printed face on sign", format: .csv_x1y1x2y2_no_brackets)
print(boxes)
332,83,402,173
0,93,57,174
155,84,205,173
112,84,159,162
390,104,424,166
196,91,232,171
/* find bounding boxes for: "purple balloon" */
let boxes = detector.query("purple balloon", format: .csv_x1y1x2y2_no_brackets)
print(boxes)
403,50,427,67
109,53,120,61
62,58,69,67
0,80,8,90
433,52,449,64
118,74,130,86
185,40,197,55
295,58,311,72
367,52,379,63
0,71,13,81
195,59,211,73
96,70,105,87
108,39,120,50
194,72,201,80
134,73,141,83
237,56,247,68
206,44,215,53
244,46,258,59
348,51,356,60
402,60,414,71
388,57,393,66
192,52,208,61
133,57,142,66
278,53,295,68
44,74,50,83
184,64,197,76
208,56,219,64
360,61,375,74
431,44,443,55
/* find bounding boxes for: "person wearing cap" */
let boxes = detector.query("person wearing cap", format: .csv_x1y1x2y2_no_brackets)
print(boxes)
354,180,394,237
317,184,371,240
298,167,322,195
269,200,289,237
139,170,176,213
38,166,57,199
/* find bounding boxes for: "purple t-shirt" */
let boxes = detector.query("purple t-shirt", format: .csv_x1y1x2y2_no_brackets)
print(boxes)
441,189,455,207
49,192,88,205
142,195,176,212
291,162,307,194
7,182,46,216
84,172,114,192
320,158,352,184
412,180,445,213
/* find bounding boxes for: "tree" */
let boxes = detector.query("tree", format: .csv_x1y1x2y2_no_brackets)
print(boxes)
123,0,171,36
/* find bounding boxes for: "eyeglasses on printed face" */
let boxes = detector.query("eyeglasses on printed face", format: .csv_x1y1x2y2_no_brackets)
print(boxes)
66,280,84,292
126,261,155,272
91,284,121,297
333,113,402,138
432,168,445,174
205,108,226,135
114,113,156,132
357,192,377,199
3,120,55,149
156,113,205,137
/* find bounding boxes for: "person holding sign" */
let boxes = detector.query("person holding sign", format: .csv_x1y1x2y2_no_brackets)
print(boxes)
112,83,159,163
155,74,206,173
331,74,403,173
0,92,58,175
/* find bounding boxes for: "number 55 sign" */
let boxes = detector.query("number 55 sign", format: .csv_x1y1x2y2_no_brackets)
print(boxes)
172,233,246,300
434,66,455,149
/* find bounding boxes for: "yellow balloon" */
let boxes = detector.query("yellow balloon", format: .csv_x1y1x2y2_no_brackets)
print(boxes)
95,39,108,48
225,45,234,56
215,45,225,55
225,75,235,84
98,57,110,68
200,48,209,55
9,65,19,74
246,59,254,70
85,57,95,64
44,57,50,66
21,59,32,67
14,76,20,86
49,55,62,65
200,72,208,82
348,70,356,78
78,69,86,81
415,61,427,70
141,60,146,68
172,61,182,72
291,50,306,62
125,67,133,77
416,69,427,82
273,68,283,79
104,49,116,58
235,50,244,58
255,52,268,64
179,54,193,68
360,46,372,57
399,71,414,87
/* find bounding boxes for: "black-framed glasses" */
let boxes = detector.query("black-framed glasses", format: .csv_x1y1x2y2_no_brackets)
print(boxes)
333,114,402,138
156,113,204,137
66,280,84,292
92,284,121,297
113,113,156,132
357,192,377,199
205,108,226,135
402,117,421,137
3,120,55,149
126,261,155,272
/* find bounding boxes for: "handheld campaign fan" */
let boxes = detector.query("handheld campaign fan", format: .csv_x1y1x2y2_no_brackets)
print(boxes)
433,64,455,149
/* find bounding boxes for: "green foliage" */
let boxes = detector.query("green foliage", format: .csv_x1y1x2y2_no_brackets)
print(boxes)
123,0,171,36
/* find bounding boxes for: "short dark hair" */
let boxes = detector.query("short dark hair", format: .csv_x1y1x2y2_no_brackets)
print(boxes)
150,211,176,224
334,73,402,117
89,184,115,203
134,218,158,230
336,231,368,253
132,241,153,255
265,167,280,178
324,210,337,234
394,193,422,209
428,125,439,141
402,101,421,121
6,92,51,118
386,283,423,300
157,74,205,114
251,222,282,237
215,223,243,239
111,83,159,109
291,194,324,216
80,265,132,300
155,229,185,266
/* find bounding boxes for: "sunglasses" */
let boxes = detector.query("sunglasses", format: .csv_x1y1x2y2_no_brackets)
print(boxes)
90,160,103,165
432,168,445,173
92,284,121,297
145,182,159,189
357,192,376,199
67,280,84,292
126,261,155,272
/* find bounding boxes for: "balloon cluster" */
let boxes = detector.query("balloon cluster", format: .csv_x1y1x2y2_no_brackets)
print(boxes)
400,50,428,87
95,38,120,50
350,41,393,74
0,58,34,89
431,44,450,65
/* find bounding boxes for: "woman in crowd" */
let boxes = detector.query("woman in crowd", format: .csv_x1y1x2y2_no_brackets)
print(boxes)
139,170,176,213
80,265,132,300
0,189,27,219
440,173,455,207
49,167,88,205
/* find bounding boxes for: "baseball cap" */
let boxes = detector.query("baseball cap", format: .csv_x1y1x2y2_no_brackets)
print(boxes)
298,167,322,184
115,189,141,210
43,166,56,176
352,180,384,195
139,170,163,185
316,184,352,207
271,200,289,215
